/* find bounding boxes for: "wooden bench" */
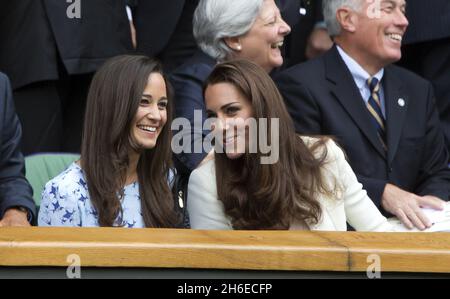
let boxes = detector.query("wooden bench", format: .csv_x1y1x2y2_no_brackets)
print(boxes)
1,228,449,277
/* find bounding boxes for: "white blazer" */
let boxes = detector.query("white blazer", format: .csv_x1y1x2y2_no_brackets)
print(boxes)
187,138,393,232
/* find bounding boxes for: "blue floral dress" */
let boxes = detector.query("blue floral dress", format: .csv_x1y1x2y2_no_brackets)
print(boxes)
38,163,144,228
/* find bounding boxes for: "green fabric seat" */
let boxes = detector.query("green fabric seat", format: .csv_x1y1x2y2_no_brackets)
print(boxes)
25,153,80,207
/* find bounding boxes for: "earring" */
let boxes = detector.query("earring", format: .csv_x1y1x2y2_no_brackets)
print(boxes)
236,45,242,51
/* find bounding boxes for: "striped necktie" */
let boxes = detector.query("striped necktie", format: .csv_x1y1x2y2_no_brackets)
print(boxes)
366,77,387,149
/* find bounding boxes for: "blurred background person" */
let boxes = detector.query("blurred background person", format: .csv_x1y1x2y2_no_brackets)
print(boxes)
0,0,133,155
280,0,333,66
0,72,35,227
398,0,450,159
130,0,199,73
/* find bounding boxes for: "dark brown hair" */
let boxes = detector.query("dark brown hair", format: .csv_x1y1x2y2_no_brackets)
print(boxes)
81,55,179,227
204,59,333,230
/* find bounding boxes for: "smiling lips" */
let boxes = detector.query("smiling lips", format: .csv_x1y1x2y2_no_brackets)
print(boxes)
223,136,235,144
137,125,157,133
221,131,240,147
271,40,284,49
387,33,403,42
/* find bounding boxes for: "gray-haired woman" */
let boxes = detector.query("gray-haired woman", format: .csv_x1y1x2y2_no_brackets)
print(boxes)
171,0,291,174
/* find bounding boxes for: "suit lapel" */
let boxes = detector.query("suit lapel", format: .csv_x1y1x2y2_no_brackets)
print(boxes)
383,67,409,165
325,47,387,160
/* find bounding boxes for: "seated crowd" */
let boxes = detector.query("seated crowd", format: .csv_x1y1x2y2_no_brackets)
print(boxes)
0,0,449,232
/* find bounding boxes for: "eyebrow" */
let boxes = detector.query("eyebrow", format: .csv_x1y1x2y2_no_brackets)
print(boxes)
206,102,240,116
260,8,279,21
220,102,240,110
142,94,168,101
206,102,240,114
382,0,405,7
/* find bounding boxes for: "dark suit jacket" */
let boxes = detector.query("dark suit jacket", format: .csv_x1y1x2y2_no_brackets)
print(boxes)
133,0,198,72
401,0,450,155
0,73,36,220
275,46,450,210
134,0,186,57
0,0,132,89
404,0,450,44
170,50,216,174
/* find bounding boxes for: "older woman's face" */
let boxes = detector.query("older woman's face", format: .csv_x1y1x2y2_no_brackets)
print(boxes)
236,0,290,72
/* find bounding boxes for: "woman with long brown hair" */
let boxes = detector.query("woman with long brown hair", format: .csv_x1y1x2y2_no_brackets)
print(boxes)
187,59,393,231
38,55,181,228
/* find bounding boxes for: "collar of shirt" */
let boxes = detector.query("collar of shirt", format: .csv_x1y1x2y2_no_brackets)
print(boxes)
336,45,386,117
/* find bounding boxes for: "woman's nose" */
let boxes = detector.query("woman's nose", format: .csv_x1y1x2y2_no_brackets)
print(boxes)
146,105,161,121
213,116,234,133
279,18,291,36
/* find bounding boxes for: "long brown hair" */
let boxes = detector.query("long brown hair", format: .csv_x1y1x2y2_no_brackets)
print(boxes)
204,60,333,230
81,55,179,227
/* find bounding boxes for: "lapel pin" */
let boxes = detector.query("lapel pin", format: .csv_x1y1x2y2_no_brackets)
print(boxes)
398,98,405,107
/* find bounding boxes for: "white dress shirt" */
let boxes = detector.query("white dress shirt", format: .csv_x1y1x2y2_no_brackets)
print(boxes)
336,46,387,118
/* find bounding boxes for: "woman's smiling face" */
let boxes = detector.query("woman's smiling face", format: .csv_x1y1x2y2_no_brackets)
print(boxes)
205,82,254,159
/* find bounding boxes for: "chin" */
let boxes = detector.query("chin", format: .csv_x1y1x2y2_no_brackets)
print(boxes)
225,152,244,160
393,52,402,61
271,57,284,67
384,47,403,62
143,144,157,150
136,140,157,150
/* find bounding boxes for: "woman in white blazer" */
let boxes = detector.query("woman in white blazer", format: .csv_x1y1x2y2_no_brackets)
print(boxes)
187,60,393,232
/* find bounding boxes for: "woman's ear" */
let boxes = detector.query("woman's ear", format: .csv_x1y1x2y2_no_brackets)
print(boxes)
224,36,242,51
336,7,357,33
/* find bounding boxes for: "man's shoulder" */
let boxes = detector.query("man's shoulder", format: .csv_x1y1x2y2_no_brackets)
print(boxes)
388,63,427,81
385,65,431,95
0,72,11,101
0,72,8,86
385,64,435,105
171,50,215,80
278,55,326,81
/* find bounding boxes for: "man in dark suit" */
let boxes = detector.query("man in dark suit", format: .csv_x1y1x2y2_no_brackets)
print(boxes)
0,73,35,227
399,0,450,157
0,0,133,154
132,0,199,72
276,0,450,230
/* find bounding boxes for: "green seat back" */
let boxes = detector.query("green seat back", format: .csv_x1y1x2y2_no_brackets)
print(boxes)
25,153,80,207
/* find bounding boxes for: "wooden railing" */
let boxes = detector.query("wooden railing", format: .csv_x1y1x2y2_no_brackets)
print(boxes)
1,227,450,273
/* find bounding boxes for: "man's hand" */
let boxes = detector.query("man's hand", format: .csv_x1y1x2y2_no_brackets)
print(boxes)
305,28,333,60
0,208,30,227
381,184,445,230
